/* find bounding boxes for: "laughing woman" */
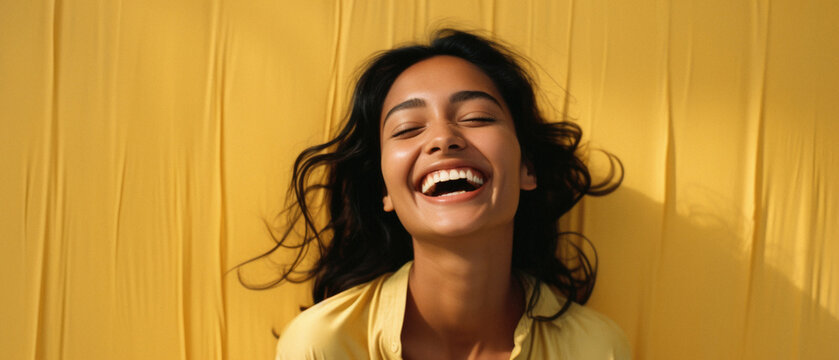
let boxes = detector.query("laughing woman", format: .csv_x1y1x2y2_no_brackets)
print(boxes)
258,29,629,359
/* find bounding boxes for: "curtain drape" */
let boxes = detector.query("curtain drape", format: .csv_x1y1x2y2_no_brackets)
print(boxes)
1,0,836,359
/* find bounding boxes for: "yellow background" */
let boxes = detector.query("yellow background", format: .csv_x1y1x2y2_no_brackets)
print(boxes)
1,0,837,359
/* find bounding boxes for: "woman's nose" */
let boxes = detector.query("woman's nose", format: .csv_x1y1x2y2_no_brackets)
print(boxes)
424,121,466,154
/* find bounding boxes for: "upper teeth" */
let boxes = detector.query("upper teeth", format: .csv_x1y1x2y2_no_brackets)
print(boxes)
420,168,485,194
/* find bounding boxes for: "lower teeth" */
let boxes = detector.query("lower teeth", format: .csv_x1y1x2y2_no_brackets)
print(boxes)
440,190,466,197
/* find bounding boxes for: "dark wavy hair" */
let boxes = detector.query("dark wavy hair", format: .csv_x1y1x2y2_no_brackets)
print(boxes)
239,29,621,321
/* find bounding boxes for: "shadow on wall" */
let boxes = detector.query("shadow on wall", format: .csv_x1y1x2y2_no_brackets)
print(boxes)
589,185,839,359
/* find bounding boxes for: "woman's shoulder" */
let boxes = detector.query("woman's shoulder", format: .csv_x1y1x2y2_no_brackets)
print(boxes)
275,265,410,360
537,301,631,359
275,280,379,359
555,302,630,349
524,278,631,358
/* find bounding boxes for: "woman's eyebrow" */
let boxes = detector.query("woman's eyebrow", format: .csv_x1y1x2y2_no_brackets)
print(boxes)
383,98,426,125
449,90,502,108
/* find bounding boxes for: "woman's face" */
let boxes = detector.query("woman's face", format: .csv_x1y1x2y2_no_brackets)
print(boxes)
379,55,536,240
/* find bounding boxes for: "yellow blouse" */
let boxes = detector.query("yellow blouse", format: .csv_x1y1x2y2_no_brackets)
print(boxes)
276,262,631,359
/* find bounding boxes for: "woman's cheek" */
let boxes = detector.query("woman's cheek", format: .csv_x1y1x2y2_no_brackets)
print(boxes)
381,142,416,193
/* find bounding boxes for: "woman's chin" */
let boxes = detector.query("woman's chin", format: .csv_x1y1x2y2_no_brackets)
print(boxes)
408,216,513,243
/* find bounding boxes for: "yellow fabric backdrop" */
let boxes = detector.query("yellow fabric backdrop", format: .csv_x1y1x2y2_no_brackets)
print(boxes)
1,0,836,359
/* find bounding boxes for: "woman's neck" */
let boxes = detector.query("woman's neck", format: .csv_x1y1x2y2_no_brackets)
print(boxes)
402,224,524,359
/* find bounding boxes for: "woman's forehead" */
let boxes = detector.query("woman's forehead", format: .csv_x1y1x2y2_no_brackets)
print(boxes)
380,56,506,119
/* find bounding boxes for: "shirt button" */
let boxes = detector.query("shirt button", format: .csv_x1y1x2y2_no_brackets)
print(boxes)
390,341,400,353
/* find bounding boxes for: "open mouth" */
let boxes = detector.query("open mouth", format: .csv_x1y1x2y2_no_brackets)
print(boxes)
419,167,486,197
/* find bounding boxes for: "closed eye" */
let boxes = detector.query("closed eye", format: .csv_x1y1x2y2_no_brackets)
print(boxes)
460,117,496,125
392,126,424,138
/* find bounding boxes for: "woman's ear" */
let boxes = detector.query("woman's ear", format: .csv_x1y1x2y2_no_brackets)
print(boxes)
383,193,394,212
520,160,537,190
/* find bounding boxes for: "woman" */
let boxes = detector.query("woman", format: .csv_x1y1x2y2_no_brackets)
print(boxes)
257,29,628,359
